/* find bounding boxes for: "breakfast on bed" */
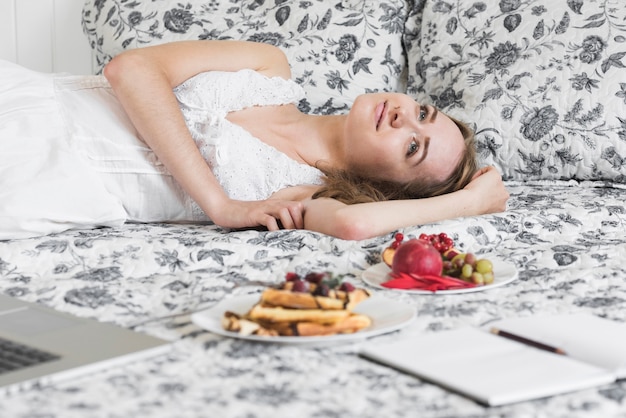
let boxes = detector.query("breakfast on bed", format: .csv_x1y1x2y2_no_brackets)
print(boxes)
218,231,504,339
2,0,626,416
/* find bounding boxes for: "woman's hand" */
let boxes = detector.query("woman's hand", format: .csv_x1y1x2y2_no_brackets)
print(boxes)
463,166,509,214
210,198,305,231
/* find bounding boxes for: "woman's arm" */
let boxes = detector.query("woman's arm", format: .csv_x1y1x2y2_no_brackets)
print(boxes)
104,40,303,230
303,166,510,240
106,40,292,86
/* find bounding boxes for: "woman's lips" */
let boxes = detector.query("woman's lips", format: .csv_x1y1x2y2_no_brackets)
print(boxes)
375,101,387,130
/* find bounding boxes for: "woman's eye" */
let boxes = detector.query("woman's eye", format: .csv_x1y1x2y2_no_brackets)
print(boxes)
419,106,427,121
407,139,419,157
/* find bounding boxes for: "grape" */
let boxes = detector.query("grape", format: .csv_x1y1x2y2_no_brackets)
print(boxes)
339,282,355,292
291,279,309,293
461,264,473,279
475,259,493,274
471,272,485,285
443,252,496,286
305,272,328,284
464,253,477,267
451,254,466,269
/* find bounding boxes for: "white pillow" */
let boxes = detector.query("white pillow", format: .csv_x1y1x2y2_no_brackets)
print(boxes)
405,0,626,182
82,0,410,114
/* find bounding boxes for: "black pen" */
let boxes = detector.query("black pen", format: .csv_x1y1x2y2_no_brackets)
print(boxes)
490,327,567,355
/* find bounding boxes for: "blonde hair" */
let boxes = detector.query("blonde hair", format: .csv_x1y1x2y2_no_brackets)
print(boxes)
312,116,477,204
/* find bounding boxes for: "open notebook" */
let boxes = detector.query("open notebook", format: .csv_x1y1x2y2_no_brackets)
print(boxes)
360,313,626,406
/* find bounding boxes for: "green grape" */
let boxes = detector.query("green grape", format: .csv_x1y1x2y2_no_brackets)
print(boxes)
471,272,485,285
461,263,473,279
475,259,493,274
451,254,465,269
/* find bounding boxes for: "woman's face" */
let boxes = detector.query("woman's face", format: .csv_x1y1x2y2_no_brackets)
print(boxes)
343,93,466,184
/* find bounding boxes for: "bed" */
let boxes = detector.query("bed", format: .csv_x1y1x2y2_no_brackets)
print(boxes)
2,0,626,416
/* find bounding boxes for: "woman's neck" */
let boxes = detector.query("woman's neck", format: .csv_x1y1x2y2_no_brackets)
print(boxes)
226,104,347,170
291,112,347,171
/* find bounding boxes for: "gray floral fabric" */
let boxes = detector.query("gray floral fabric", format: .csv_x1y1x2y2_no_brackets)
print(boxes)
405,0,626,182
1,181,626,417
81,0,410,114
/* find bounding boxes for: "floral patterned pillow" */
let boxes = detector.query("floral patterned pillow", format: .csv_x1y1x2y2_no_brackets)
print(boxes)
405,0,626,182
81,0,409,115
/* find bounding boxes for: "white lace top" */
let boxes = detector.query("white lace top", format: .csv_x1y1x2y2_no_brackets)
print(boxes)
174,69,324,207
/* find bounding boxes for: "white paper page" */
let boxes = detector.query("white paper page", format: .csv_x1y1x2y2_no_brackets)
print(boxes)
487,314,626,377
361,327,615,406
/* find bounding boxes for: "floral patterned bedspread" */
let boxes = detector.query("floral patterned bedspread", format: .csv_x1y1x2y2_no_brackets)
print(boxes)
2,180,626,418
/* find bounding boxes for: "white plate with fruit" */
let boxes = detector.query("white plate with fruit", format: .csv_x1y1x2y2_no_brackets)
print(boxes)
361,233,519,294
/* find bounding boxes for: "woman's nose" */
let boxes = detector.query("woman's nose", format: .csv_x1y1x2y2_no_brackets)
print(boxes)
390,106,406,128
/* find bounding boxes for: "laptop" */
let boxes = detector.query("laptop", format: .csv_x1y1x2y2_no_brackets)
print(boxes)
0,293,170,395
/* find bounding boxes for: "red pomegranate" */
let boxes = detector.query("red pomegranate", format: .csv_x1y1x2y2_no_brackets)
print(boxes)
391,239,443,276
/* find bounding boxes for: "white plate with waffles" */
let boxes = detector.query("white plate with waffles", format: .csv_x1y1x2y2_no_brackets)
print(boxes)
361,257,519,295
191,293,415,346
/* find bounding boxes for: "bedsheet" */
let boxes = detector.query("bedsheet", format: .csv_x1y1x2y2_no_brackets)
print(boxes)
1,180,626,417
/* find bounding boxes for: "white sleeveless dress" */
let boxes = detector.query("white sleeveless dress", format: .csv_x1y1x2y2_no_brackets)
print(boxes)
0,61,323,239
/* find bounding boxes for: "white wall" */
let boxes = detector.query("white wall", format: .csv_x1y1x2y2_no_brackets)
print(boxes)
0,0,94,74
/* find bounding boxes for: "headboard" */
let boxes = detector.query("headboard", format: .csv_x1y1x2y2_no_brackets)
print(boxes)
0,0,93,74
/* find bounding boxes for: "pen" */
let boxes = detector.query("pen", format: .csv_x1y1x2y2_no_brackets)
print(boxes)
490,327,567,355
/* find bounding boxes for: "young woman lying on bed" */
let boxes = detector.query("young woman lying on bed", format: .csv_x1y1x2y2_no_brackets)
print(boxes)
0,40,508,241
